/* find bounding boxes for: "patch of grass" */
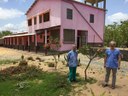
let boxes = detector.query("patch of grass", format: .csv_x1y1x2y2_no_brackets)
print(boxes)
0,59,19,65
85,77,97,84
0,65,71,96
90,88,106,96
77,77,97,85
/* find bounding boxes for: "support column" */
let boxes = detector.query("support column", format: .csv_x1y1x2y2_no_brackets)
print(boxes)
28,36,30,52
9,38,11,48
45,30,47,44
22,37,24,51
35,34,38,53
17,37,18,49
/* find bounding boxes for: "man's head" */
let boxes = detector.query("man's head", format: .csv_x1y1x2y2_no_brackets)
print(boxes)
72,45,77,51
109,41,116,49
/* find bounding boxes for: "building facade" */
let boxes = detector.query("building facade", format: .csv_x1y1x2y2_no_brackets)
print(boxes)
3,0,106,51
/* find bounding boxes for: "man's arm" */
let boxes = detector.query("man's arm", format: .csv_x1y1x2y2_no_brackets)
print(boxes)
67,53,70,62
104,54,107,68
118,54,122,69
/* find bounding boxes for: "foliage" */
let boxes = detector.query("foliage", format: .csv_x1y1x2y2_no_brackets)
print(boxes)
104,20,128,47
19,55,28,66
0,59,19,65
36,57,42,62
0,65,71,96
27,56,34,61
79,45,103,80
0,65,42,81
90,88,106,96
48,63,55,67
0,30,12,38
49,37,61,70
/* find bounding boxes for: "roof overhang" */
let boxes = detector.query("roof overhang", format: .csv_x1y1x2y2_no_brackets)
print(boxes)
3,33,35,38
25,0,38,15
86,0,104,4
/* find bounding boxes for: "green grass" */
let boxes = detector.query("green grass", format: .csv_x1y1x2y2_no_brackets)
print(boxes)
0,59,19,65
0,66,71,96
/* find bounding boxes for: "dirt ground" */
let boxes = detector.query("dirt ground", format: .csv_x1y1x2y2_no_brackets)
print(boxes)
0,47,128,96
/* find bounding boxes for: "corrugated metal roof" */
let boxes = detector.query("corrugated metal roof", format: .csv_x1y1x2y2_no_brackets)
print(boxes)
3,33,35,38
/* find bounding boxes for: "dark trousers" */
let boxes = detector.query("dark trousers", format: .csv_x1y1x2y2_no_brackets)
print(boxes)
105,67,117,87
69,67,77,81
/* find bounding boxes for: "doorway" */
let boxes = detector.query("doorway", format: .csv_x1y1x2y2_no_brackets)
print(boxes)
77,30,88,49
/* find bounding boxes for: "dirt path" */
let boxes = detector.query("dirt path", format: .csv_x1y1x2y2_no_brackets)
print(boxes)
0,47,128,96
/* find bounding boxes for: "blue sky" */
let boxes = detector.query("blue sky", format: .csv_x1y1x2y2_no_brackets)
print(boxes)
0,0,128,32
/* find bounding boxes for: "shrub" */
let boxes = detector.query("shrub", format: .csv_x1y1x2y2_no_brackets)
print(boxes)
19,60,28,66
36,57,42,62
48,63,55,67
27,56,34,61
13,61,18,64
0,65,43,81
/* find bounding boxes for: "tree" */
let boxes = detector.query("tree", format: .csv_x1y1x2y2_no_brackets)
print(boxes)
79,45,103,80
0,31,12,38
120,20,128,47
104,20,128,47
49,37,61,70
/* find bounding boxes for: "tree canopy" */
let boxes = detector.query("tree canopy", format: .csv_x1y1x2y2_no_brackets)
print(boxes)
0,31,12,38
104,20,128,47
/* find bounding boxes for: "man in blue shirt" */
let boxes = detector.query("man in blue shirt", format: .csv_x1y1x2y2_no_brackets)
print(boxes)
67,45,78,82
103,41,121,89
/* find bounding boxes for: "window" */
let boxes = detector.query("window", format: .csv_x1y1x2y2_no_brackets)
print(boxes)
90,14,94,23
39,15,42,23
64,29,75,43
43,12,50,22
34,17,37,25
50,29,60,40
67,9,73,19
28,19,32,26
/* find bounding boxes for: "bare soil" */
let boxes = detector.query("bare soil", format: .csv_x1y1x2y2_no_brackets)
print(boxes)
0,47,128,96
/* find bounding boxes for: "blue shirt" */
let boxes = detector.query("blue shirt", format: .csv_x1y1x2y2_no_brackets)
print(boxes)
105,48,121,68
67,50,78,67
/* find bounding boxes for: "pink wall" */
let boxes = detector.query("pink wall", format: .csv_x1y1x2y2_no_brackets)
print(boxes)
60,0,105,51
37,34,44,43
27,0,61,33
26,0,105,51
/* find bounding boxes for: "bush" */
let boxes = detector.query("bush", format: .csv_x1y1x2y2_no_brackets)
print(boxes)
36,57,42,62
0,65,43,81
27,57,34,61
19,60,28,66
48,63,55,67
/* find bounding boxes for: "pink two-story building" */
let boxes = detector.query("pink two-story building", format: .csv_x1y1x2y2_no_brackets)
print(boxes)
4,0,106,52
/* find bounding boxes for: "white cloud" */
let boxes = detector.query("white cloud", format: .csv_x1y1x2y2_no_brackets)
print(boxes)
0,0,8,3
106,12,128,25
0,7,24,20
0,21,28,32
125,0,128,2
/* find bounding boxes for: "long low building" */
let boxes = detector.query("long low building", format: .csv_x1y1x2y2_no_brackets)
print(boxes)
3,0,106,52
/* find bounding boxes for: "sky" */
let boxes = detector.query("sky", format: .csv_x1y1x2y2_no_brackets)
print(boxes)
0,0,128,32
